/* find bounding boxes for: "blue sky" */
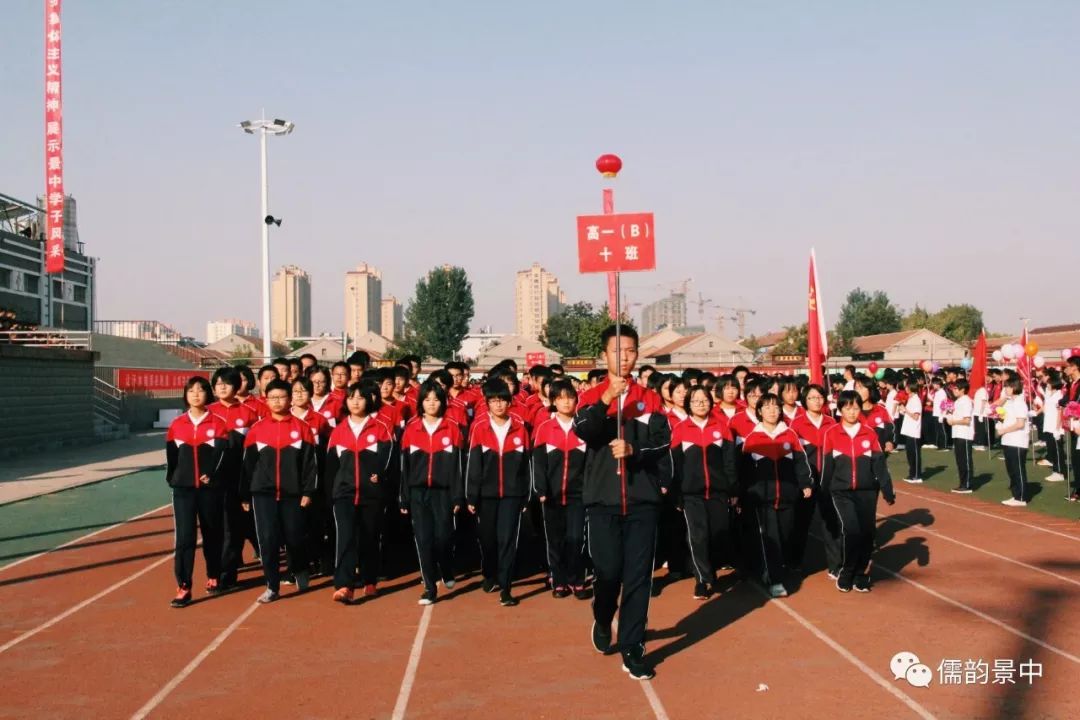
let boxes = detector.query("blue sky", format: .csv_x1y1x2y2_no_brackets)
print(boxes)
4,1,1080,340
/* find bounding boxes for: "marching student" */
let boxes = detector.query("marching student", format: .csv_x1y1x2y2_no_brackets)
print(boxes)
663,377,690,429
207,367,260,591
930,377,951,450
532,379,589,600
996,375,1031,507
900,379,924,483
790,383,839,577
820,391,896,593
299,353,318,376
466,378,532,607
945,379,975,493
291,376,333,575
309,366,342,428
740,392,812,598
235,364,261,416
400,379,465,605
671,386,737,600
574,325,671,681
329,361,350,404
779,377,806,424
242,379,318,603
346,351,370,385
711,374,745,424
324,382,394,602
166,377,229,607
287,358,303,383
855,376,895,451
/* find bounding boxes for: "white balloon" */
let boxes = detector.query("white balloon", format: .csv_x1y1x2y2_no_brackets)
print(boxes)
992,350,1004,362
1033,355,1046,368
1001,344,1015,360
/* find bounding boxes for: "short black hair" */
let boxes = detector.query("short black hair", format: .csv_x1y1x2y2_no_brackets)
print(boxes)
258,364,279,381
482,378,513,403
444,361,468,373
600,324,639,350
299,353,318,364
331,361,349,374
393,364,411,381
954,378,970,393
272,357,289,367
801,383,828,403
264,379,292,398
416,378,448,417
549,363,565,375
183,376,213,409
211,366,241,391
292,376,313,394
587,369,607,382
836,390,861,411
347,351,370,369
345,380,382,414
529,365,553,381
685,384,713,414
548,378,577,401
236,364,256,391
428,369,452,388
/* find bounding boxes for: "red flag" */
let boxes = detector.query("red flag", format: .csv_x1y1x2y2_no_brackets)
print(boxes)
968,330,987,398
807,249,828,385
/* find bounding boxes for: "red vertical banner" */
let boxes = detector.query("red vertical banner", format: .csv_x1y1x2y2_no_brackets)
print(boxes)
968,330,987,398
44,0,65,274
603,188,617,319
807,249,828,386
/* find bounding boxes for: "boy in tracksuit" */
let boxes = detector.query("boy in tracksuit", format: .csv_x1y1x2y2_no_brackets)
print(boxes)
400,379,466,605
670,386,738,601
574,325,672,681
821,391,896,593
207,366,260,591
466,379,532,607
165,377,229,607
242,379,318,603
532,379,588,600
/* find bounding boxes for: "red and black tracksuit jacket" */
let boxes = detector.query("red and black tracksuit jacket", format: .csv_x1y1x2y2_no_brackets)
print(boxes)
324,418,394,506
790,413,838,483
243,395,269,420
820,423,895,500
312,394,343,428
727,409,759,445
165,412,229,489
740,424,812,509
573,378,672,512
241,415,318,501
465,415,532,505
670,417,737,503
531,416,586,505
399,417,465,507
206,401,259,489
861,404,894,448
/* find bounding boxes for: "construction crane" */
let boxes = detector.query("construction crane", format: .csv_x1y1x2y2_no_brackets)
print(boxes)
695,292,714,323
716,305,757,339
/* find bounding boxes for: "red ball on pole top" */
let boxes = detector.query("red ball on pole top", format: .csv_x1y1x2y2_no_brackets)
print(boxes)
595,153,622,178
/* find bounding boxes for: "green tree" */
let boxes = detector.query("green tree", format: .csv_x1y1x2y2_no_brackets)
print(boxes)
540,303,631,358
399,265,475,361
902,304,932,330
772,323,808,355
288,340,306,352
834,288,902,350
927,304,983,344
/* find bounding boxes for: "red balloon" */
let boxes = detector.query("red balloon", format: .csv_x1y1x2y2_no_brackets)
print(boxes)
595,153,623,178
867,362,879,374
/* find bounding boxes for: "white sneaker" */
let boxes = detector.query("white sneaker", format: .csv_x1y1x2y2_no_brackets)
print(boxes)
973,445,988,451
903,478,924,484
1034,441,1046,448
923,444,938,450
1046,473,1065,482
1001,498,1027,507
1037,459,1053,467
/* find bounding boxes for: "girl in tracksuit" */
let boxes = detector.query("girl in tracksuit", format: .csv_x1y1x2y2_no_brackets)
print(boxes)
855,376,895,452
400,379,465,606
324,381,394,603
671,386,738,600
790,383,839,577
242,379,318,603
821,391,896,592
166,376,228,607
531,379,588,599
740,392,812,598
466,379,532,607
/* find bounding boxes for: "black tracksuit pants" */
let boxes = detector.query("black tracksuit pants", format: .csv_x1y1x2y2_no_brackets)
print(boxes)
1003,447,1028,501
681,495,732,584
816,488,842,574
251,494,307,593
587,504,658,651
953,438,974,489
333,499,383,589
542,499,586,588
409,487,455,593
1043,433,1066,475
832,488,879,581
221,479,257,585
752,502,794,586
904,437,922,480
172,485,224,589
656,493,690,576
787,493,815,569
477,496,525,591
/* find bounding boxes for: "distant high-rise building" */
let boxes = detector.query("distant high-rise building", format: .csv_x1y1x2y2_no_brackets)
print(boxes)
271,265,312,342
641,293,687,334
206,318,259,344
514,262,565,341
344,263,383,342
381,296,404,341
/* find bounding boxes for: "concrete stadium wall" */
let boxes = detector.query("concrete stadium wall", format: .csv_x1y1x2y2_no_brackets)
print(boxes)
0,344,97,457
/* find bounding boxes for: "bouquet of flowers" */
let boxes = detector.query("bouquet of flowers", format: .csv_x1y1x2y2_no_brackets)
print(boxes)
896,390,910,405
994,406,1007,420
1063,401,1080,421
939,399,955,415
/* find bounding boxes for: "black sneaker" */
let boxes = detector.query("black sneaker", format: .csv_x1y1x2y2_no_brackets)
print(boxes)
552,586,572,599
418,590,436,606
836,574,854,593
499,590,519,607
854,575,872,593
621,646,656,681
591,621,613,655
951,486,973,494
692,581,712,600
572,585,590,601
481,578,499,594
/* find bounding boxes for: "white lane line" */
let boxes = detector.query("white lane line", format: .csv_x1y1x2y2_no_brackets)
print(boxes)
0,554,172,654
0,503,172,573
873,564,1080,665
640,680,670,720
766,595,937,720
878,514,1080,588
130,601,260,720
895,490,1080,543
391,604,433,720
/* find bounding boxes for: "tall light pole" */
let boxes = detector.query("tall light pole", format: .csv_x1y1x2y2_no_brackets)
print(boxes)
239,116,294,361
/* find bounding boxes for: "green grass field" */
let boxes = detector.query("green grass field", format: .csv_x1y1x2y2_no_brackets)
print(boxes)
886,444,1079,521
